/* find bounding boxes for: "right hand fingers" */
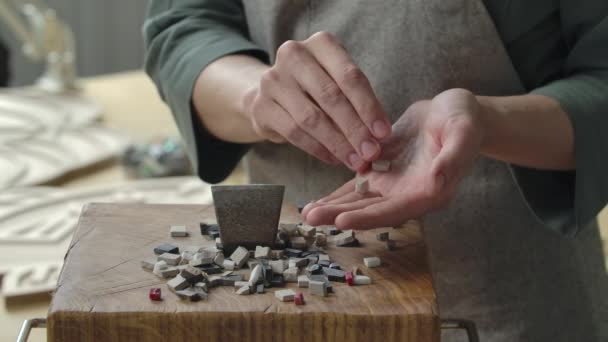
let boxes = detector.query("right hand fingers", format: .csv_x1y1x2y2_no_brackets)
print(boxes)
249,93,339,165
261,69,364,170
304,32,392,140
270,35,388,162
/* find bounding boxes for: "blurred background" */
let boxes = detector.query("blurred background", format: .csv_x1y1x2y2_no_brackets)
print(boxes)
0,1,243,341
5,0,146,86
0,1,605,342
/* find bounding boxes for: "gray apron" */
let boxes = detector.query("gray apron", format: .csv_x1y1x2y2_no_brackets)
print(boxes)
242,1,608,341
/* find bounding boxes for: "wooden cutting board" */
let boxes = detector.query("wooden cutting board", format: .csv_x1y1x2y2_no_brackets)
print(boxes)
47,203,439,342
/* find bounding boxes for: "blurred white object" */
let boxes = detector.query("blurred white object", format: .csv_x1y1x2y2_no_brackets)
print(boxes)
0,177,212,298
0,0,77,92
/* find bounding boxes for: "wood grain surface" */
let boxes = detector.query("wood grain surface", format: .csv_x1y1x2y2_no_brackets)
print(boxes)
47,203,439,342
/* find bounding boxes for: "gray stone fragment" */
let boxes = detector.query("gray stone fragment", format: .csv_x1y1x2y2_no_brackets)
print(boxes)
275,289,296,302
249,264,263,287
236,285,252,295
229,246,250,269
180,265,205,284
170,225,188,237
309,280,328,297
269,259,287,274
140,258,157,271
158,252,181,266
298,275,309,288
376,231,390,241
154,243,179,255
167,274,190,291
254,246,271,259
323,267,346,282
283,267,299,282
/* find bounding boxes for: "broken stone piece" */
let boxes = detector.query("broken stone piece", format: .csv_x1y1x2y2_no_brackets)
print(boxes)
189,253,214,267
323,267,346,282
285,248,303,257
254,246,271,259
160,267,179,278
371,160,391,172
298,275,310,288
158,253,181,266
175,288,206,301
153,260,168,274
363,257,381,268
249,264,263,287
318,254,330,262
223,259,236,271
200,222,211,235
334,230,356,247
180,265,204,284
229,246,250,269
214,252,224,266
326,226,340,236
305,264,322,275
149,288,162,301
298,224,316,238
167,274,190,291
270,274,285,287
215,237,223,249
355,176,370,194
247,259,260,270
283,267,299,282
220,274,244,286
197,264,222,275
318,260,331,268
314,233,327,247
270,249,285,259
194,282,208,292
279,223,300,237
170,225,188,237
353,275,372,285
140,258,157,271
275,289,296,302
236,285,251,295
329,263,341,270
309,280,328,297
376,231,389,242
290,236,307,249
269,259,288,274
180,251,193,265
289,257,308,268
154,243,179,255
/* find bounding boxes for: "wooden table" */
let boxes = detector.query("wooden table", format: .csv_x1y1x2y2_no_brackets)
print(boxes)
47,203,439,342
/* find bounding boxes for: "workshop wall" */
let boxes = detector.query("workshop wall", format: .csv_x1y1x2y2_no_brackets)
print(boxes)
2,0,147,86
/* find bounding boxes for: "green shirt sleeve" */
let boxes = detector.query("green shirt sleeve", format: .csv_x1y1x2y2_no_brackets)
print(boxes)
512,1,608,236
143,0,268,183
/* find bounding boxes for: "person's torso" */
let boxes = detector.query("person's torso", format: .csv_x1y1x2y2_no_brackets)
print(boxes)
240,1,608,341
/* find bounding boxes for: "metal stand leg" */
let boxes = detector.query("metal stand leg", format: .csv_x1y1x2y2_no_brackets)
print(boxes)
441,319,480,342
17,318,46,342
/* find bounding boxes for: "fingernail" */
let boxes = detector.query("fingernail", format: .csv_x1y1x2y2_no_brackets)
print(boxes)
373,120,391,138
349,153,364,169
360,140,379,160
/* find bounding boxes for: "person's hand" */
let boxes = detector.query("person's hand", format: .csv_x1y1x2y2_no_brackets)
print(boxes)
242,31,392,171
302,88,485,229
